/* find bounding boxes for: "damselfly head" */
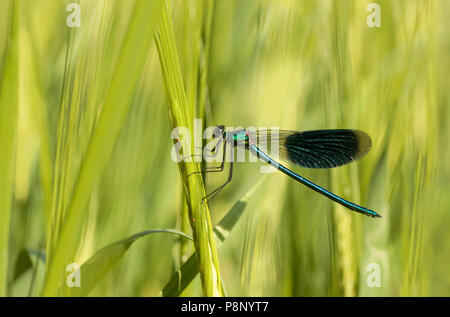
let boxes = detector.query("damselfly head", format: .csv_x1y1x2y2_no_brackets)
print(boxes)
210,125,226,153
216,125,225,133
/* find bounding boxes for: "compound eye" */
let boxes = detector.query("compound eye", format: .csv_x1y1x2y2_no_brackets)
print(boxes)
217,125,225,132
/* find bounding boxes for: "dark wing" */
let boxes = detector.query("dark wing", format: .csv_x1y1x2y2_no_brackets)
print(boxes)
256,129,372,168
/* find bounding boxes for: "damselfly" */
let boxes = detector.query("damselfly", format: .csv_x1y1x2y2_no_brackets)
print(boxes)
192,126,380,218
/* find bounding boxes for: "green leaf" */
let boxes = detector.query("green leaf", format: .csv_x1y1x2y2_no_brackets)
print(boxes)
26,248,46,265
65,229,192,297
0,0,18,297
10,249,46,297
13,250,33,282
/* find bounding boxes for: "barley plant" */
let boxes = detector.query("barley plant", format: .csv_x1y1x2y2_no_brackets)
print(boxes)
0,0,449,297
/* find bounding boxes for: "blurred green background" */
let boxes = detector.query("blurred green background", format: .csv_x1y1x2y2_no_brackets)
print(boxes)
0,0,449,296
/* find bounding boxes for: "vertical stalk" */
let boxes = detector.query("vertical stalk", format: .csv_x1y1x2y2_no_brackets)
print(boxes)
0,0,18,297
155,0,223,297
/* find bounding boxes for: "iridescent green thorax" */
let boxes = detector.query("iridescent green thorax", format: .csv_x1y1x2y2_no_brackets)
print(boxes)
233,132,247,141
231,131,249,147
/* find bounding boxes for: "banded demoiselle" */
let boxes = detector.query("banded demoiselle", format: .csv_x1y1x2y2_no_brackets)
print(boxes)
196,126,380,218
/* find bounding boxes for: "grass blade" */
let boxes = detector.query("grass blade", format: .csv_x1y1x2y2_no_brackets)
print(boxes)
0,0,18,297
64,229,192,297
155,0,222,297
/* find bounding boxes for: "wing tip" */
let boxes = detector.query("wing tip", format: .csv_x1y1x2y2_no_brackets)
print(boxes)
276,129,374,168
351,130,373,158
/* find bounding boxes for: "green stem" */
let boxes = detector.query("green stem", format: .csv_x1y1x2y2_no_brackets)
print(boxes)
155,0,223,297
0,0,19,297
